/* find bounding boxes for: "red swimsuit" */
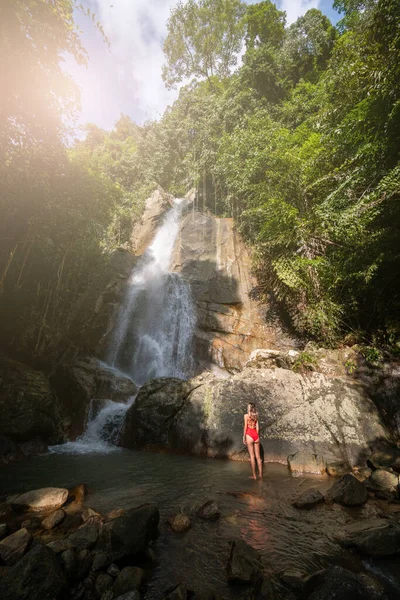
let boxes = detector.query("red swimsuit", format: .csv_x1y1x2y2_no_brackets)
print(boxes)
246,416,259,442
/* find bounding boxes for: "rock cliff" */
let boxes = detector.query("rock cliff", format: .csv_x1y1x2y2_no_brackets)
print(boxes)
171,211,295,372
131,188,175,255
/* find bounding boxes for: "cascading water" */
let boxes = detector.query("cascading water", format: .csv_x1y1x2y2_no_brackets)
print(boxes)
52,198,196,453
51,397,133,454
107,198,196,385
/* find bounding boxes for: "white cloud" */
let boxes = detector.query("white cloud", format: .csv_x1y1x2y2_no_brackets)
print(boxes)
66,0,322,131
67,0,179,130
279,0,320,24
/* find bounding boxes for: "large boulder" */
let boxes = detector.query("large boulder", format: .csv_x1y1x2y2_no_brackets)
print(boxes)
9,487,68,513
51,357,137,439
367,468,399,493
95,504,159,566
121,367,390,465
305,565,384,600
67,521,100,551
326,475,368,506
0,359,63,444
0,527,31,565
226,539,262,583
171,212,295,372
121,378,195,449
339,524,400,557
0,543,67,600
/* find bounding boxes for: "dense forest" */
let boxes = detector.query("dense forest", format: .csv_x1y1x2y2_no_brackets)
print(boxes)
1,0,399,363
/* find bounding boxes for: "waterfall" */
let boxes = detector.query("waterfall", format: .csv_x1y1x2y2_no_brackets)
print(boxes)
50,396,135,454
51,198,195,454
107,198,196,386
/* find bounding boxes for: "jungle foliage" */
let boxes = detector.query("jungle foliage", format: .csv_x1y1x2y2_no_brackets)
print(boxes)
156,0,400,347
1,0,399,361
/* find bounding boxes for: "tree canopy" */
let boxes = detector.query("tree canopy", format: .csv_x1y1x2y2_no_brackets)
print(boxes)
1,0,399,361
162,0,246,88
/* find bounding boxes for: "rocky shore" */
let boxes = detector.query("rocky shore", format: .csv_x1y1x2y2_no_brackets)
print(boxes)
0,484,158,600
1,463,400,600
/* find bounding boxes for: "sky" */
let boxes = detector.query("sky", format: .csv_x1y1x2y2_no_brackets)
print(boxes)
65,0,340,133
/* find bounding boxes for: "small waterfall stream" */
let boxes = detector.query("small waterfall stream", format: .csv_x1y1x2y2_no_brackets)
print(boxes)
51,398,134,454
53,198,196,453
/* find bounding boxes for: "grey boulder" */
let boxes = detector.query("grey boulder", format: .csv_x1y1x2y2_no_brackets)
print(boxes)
0,527,31,565
0,543,67,600
121,367,389,467
113,566,144,596
326,474,368,506
95,504,159,566
227,539,262,583
305,566,384,600
340,524,400,558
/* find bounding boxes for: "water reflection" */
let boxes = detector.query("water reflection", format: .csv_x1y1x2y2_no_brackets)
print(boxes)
0,452,382,599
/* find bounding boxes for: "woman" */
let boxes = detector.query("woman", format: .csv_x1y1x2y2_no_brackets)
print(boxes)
243,403,263,480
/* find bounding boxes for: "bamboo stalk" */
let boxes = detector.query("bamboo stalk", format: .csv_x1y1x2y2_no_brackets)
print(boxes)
0,243,19,294
34,282,52,355
15,239,34,289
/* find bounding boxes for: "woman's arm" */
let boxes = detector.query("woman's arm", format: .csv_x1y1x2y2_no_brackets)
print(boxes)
256,419,259,437
243,415,247,443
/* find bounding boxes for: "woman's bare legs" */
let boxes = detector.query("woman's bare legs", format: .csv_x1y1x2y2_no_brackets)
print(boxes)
246,436,257,480
254,441,262,479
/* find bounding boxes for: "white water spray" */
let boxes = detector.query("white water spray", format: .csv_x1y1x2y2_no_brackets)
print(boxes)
107,199,196,385
50,397,135,455
51,199,196,454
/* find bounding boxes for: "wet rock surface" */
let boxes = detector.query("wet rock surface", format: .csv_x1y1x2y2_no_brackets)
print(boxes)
52,357,137,440
226,539,262,583
68,521,100,551
131,188,175,255
293,488,325,510
196,500,220,521
304,565,385,600
340,523,400,557
326,474,369,506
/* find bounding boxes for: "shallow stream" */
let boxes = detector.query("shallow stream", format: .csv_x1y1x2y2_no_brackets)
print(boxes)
0,450,387,599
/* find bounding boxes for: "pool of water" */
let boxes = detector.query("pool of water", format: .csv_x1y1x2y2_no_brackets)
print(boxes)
0,450,382,598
